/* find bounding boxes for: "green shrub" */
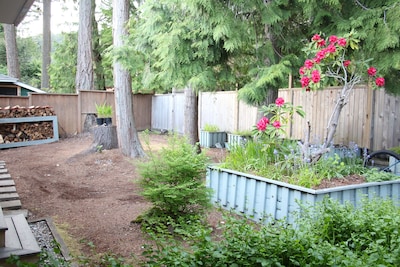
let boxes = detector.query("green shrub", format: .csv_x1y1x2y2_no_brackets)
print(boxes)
137,134,212,220
142,198,400,266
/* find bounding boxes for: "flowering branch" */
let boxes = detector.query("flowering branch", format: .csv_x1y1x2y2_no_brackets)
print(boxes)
299,32,385,163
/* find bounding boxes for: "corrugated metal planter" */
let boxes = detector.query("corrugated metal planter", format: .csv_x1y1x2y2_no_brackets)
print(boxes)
200,131,227,148
227,134,251,147
206,165,400,225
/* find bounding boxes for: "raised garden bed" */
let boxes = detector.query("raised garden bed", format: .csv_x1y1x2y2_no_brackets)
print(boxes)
206,165,400,225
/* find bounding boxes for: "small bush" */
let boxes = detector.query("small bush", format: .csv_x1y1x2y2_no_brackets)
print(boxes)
137,134,212,228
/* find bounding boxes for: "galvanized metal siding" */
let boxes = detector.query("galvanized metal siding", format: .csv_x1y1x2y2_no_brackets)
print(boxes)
151,92,184,133
207,166,400,225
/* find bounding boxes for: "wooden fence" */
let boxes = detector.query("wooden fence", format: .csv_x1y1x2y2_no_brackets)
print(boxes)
0,86,398,151
0,90,153,137
152,87,399,151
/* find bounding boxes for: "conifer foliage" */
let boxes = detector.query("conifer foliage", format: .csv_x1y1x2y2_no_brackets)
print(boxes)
138,134,212,219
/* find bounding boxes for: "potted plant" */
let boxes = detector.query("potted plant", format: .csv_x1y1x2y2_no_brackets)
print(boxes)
199,124,227,148
95,103,113,126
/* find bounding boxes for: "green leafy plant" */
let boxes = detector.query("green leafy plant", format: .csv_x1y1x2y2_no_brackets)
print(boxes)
142,198,400,266
137,134,213,235
202,124,220,132
95,102,113,118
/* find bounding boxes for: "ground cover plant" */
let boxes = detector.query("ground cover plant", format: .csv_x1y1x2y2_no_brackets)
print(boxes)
141,197,400,266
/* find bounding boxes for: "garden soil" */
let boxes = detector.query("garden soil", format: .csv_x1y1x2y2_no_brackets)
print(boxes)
0,132,227,264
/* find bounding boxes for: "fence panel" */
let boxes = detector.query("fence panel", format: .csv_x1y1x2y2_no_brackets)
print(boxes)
199,91,240,132
0,96,29,107
151,91,185,134
29,93,79,137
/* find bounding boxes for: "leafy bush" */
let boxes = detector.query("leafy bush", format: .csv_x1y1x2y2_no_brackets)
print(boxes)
137,134,212,226
142,198,400,266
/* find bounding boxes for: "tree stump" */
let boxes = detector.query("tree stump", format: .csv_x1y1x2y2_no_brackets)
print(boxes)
93,125,118,150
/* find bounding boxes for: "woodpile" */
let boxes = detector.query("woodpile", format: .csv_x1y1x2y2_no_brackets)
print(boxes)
0,106,56,144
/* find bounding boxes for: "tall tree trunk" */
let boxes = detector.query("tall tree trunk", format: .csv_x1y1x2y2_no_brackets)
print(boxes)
113,0,145,158
92,0,105,90
3,24,20,79
184,87,200,148
75,0,94,92
41,0,51,89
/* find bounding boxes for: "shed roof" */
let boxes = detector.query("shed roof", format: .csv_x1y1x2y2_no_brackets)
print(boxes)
0,74,46,94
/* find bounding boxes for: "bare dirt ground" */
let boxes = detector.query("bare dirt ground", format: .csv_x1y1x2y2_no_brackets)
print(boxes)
0,132,227,264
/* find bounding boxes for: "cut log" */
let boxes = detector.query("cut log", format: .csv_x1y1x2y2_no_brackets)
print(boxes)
93,126,118,150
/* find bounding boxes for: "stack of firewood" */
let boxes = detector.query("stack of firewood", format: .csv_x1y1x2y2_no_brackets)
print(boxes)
0,105,55,118
0,106,56,144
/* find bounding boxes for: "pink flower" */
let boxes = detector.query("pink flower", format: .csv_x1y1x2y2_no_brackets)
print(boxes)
275,97,285,107
375,77,385,87
317,39,326,47
315,50,327,62
273,121,281,129
326,44,336,53
367,66,377,76
311,70,321,83
343,60,351,67
329,35,338,43
337,38,347,47
312,34,321,41
304,59,314,69
299,66,305,75
301,76,310,87
257,117,269,131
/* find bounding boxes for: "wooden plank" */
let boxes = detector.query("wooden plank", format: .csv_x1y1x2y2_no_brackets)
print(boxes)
11,214,41,252
4,217,21,249
0,187,16,194
0,193,19,201
0,200,21,210
0,174,11,180
0,180,14,187
0,169,7,174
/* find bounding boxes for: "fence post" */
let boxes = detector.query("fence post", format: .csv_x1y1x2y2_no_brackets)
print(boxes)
363,85,374,150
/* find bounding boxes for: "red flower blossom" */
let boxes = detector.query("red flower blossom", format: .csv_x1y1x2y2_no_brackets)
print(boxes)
312,34,321,41
299,66,305,75
343,60,351,67
311,70,321,83
367,67,377,76
375,77,385,87
317,39,326,47
275,97,285,107
301,76,310,87
337,38,347,47
326,44,336,53
304,59,314,69
315,50,327,62
257,117,269,131
273,121,281,129
329,35,338,43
